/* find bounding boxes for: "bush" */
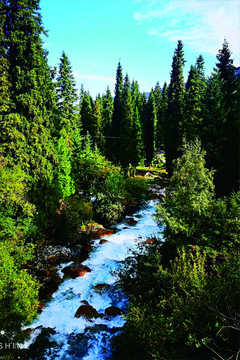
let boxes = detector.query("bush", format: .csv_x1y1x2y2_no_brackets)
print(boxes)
115,246,240,360
124,176,149,204
73,138,149,226
0,158,39,339
155,139,240,250
113,140,240,359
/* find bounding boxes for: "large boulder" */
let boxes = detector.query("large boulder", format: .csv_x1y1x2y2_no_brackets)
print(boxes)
74,304,102,319
99,239,108,245
93,283,110,293
126,217,138,226
105,306,123,317
62,265,91,279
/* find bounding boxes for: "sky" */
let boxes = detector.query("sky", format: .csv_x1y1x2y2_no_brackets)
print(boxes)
39,0,240,98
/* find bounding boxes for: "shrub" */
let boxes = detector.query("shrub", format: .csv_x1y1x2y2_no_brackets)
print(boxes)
115,246,240,360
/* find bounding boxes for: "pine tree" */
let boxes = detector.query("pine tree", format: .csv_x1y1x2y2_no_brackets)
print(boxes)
159,82,168,151
55,52,81,198
131,81,144,167
80,90,94,136
183,55,206,141
110,61,124,163
202,71,226,178
102,86,113,158
93,96,104,151
119,74,134,168
153,82,162,147
143,89,157,166
213,40,240,195
1,0,59,231
56,51,79,131
165,40,185,174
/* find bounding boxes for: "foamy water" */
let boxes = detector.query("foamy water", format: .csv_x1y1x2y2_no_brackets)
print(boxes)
23,200,161,359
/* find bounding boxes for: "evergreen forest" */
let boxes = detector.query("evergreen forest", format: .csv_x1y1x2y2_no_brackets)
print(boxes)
0,1,239,359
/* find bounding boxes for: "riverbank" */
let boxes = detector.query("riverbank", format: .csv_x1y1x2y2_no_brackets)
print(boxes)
20,199,162,359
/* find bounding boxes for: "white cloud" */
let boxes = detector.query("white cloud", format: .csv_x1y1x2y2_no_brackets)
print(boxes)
134,0,240,61
73,72,115,82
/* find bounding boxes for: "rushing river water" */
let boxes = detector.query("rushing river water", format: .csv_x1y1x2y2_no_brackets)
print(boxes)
23,200,161,360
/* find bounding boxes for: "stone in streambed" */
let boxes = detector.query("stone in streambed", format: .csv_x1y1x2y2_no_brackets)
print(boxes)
93,283,110,293
99,239,108,245
126,217,138,226
74,304,103,320
145,237,157,245
62,265,91,279
105,306,124,317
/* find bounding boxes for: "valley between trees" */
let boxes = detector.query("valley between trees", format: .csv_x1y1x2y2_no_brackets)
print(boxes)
0,1,239,359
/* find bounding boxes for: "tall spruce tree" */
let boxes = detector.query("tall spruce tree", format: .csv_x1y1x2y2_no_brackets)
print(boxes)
154,82,162,147
131,80,144,167
93,96,104,151
55,52,81,198
164,40,185,174
202,71,226,180
159,82,168,151
1,0,59,231
110,61,123,163
213,40,239,194
143,89,157,166
56,52,79,132
183,55,206,141
80,90,94,135
119,74,134,168
102,86,113,158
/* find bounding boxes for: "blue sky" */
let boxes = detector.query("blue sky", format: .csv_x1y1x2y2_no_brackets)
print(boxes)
40,0,240,98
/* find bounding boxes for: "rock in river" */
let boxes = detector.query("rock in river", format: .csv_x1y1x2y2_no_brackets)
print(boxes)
62,265,91,279
74,304,102,320
105,306,124,317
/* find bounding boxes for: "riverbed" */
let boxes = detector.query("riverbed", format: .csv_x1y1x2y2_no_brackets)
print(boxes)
22,200,161,359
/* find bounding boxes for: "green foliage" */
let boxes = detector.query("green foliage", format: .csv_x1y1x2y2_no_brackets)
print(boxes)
0,241,39,326
164,40,185,174
124,177,149,204
57,128,75,199
156,139,240,250
143,89,157,165
116,246,239,360
183,55,206,141
156,139,215,246
115,139,240,359
74,137,126,224
0,158,39,333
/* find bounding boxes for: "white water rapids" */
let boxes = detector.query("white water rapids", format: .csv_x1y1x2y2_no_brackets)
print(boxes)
23,200,161,359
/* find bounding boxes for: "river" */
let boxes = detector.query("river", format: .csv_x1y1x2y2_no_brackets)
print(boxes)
22,200,161,359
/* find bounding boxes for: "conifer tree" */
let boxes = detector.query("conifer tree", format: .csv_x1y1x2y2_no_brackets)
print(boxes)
164,40,185,174
202,71,226,177
153,82,162,147
93,96,104,151
110,61,124,163
56,51,79,131
102,86,113,158
80,90,94,135
143,89,157,166
1,0,59,231
55,52,81,198
102,86,113,135
119,74,134,168
212,40,239,194
159,82,168,150
131,80,144,167
183,55,206,141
